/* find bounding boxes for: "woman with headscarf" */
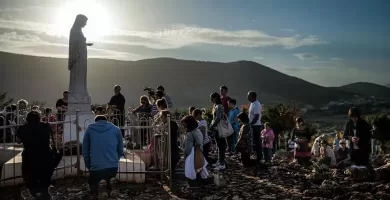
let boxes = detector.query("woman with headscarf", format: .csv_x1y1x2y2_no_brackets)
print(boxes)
16,111,56,199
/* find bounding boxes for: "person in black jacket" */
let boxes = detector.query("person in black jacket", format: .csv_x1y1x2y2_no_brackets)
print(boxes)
16,111,55,199
343,107,374,175
161,110,180,172
108,85,126,136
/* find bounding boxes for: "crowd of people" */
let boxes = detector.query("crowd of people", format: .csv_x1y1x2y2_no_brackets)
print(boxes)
0,84,377,199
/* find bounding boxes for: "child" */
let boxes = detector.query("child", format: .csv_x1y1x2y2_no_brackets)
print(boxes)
192,109,211,163
42,107,63,147
287,138,295,158
236,112,253,167
227,99,239,155
261,122,275,163
319,139,337,167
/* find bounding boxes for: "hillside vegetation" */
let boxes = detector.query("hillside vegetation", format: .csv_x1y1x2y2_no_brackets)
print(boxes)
0,51,355,108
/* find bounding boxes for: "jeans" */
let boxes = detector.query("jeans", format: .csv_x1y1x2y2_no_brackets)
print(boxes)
215,131,226,165
351,149,375,175
240,152,251,167
252,125,263,163
203,142,211,163
89,168,118,197
227,131,238,153
263,147,272,162
22,156,54,197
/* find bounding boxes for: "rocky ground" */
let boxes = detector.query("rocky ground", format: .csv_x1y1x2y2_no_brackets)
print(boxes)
1,154,390,200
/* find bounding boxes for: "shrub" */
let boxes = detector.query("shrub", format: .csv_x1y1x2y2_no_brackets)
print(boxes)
202,107,213,125
0,92,13,110
261,102,300,137
366,113,390,154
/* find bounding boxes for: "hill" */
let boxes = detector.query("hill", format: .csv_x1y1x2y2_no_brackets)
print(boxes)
386,83,390,88
335,82,390,98
0,51,355,108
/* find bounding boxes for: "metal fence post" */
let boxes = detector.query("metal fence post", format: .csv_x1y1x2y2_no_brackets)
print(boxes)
76,110,80,179
167,114,172,189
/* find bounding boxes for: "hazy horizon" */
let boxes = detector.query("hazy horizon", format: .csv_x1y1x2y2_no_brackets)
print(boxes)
0,0,389,87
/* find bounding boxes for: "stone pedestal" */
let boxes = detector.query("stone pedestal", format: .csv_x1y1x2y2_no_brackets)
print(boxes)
78,153,146,183
63,97,94,143
1,153,146,186
63,113,94,143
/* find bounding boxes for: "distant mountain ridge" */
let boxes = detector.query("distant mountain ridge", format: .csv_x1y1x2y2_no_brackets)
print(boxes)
335,82,390,98
0,51,356,108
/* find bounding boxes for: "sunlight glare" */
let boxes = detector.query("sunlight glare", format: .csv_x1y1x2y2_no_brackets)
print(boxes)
54,0,112,41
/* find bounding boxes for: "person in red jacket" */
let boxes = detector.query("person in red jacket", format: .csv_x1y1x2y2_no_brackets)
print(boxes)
42,108,57,133
220,85,231,115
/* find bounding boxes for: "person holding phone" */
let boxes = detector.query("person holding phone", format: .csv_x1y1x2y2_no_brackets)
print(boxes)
343,107,374,175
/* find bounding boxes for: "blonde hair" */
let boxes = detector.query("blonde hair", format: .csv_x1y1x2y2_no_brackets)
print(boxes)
17,99,28,109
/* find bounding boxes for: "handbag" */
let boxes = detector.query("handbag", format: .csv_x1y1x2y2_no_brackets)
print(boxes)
193,140,204,172
50,129,63,169
217,114,234,138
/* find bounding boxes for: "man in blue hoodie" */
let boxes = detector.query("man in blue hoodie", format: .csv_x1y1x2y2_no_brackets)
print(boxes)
82,115,123,199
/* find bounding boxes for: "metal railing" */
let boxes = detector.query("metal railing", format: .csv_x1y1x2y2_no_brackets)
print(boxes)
0,109,175,190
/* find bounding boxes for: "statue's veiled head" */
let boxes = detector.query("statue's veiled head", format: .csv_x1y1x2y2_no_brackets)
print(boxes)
72,14,88,29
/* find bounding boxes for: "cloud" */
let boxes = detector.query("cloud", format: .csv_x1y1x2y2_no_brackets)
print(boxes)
0,19,327,50
293,53,319,60
0,31,138,60
281,29,296,33
315,57,344,64
254,56,265,60
330,57,344,62
105,26,327,49
0,19,56,35
0,31,43,43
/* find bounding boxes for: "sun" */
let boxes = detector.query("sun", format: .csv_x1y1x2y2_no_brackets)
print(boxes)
54,0,112,41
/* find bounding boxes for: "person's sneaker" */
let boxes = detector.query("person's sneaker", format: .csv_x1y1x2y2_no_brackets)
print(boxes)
214,165,226,171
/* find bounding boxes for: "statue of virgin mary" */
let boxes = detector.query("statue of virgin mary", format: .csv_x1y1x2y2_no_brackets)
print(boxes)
68,14,93,104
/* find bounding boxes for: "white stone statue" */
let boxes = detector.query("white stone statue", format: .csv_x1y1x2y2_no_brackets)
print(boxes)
68,14,93,108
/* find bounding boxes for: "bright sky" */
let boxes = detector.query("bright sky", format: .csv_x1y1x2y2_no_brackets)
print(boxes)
0,0,389,87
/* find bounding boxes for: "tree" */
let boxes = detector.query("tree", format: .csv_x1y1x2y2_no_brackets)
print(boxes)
171,108,187,121
0,92,13,110
261,103,299,136
202,107,213,125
